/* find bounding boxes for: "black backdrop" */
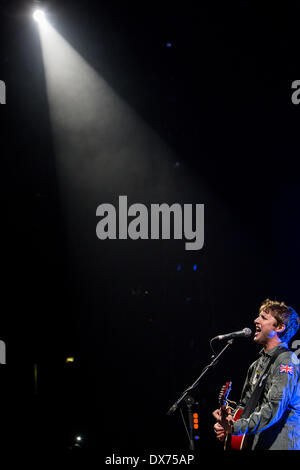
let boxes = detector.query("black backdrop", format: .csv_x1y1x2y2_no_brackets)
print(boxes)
1,0,300,460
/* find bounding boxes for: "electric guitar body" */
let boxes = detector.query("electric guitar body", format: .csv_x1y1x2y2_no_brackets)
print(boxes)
224,407,247,450
218,383,248,450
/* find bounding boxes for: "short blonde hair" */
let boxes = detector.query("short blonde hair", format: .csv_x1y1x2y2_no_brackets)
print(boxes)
260,298,300,343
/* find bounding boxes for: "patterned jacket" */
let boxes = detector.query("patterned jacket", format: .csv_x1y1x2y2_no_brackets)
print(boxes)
232,343,300,450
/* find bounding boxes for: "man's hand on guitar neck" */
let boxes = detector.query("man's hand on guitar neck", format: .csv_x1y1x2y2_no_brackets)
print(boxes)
212,407,234,438
213,422,226,442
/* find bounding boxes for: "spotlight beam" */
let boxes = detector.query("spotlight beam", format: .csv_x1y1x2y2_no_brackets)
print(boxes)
33,9,46,24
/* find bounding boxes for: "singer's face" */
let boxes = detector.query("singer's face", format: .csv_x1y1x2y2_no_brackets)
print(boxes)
254,310,284,345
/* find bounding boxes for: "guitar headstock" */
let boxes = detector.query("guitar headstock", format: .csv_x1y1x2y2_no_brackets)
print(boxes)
218,381,232,409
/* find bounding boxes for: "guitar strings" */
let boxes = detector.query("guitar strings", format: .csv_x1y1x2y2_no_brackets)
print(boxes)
225,398,237,411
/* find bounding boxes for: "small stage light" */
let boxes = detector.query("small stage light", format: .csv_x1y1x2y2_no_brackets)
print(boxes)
65,356,75,363
33,9,46,23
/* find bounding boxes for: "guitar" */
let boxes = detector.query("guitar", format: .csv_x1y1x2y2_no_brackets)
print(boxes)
218,382,247,450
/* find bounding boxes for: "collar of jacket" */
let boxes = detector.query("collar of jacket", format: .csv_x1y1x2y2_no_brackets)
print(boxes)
259,342,289,358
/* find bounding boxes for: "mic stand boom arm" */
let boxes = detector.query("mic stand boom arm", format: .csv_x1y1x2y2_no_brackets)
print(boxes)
166,339,234,448
166,339,233,415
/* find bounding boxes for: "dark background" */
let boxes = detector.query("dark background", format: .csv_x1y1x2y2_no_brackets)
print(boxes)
1,0,300,460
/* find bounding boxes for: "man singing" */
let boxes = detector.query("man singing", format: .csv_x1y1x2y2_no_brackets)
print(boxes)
213,299,300,450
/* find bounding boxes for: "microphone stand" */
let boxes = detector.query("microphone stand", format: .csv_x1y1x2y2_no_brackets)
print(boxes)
166,338,234,450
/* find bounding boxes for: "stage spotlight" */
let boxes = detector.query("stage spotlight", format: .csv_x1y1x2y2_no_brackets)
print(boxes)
33,9,46,23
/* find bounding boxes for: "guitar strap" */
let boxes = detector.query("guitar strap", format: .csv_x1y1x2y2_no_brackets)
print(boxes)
240,346,287,419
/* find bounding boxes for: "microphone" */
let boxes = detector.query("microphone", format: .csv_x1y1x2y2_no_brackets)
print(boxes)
212,327,252,341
